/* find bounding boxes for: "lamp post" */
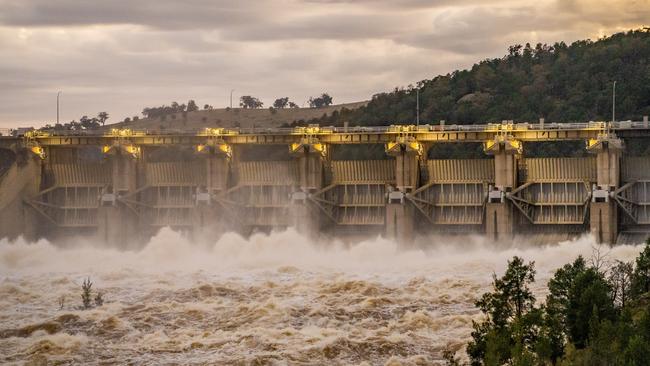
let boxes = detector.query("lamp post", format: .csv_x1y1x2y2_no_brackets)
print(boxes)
612,81,616,123
416,88,420,127
230,89,235,109
57,91,62,125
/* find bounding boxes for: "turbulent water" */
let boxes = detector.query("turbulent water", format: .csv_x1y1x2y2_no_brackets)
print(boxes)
0,229,644,365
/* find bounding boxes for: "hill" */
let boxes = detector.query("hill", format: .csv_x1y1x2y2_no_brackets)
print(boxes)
105,101,367,131
314,28,650,127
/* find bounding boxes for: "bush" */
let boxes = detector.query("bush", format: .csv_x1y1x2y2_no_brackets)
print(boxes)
81,278,92,310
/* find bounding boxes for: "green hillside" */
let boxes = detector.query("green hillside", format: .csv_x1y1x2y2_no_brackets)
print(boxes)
318,29,650,127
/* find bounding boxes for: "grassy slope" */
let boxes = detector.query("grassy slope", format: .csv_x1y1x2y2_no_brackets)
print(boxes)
105,101,368,131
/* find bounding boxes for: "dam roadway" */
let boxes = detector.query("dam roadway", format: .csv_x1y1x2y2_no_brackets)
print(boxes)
1,119,650,244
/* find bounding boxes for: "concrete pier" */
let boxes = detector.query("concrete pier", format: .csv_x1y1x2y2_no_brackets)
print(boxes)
98,151,138,246
290,141,325,237
589,135,623,243
385,140,421,243
484,137,520,241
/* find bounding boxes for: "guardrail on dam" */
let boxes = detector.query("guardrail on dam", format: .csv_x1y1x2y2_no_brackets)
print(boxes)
1,119,650,244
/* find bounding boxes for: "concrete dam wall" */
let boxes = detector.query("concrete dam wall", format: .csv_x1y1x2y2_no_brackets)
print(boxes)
1,148,648,245
2,122,650,244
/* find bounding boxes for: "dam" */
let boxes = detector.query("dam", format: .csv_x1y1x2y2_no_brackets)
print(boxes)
1,119,650,245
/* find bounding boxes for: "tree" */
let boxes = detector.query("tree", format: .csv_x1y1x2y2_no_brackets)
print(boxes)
609,260,634,308
81,278,92,309
240,95,263,109
79,115,100,130
97,111,109,126
273,97,289,109
321,93,333,106
288,102,299,108
566,268,616,348
308,93,334,108
203,104,214,110
543,256,588,361
631,240,650,297
467,256,540,365
187,100,199,112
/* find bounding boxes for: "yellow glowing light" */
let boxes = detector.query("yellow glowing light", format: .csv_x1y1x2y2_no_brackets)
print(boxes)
102,145,112,154
30,146,45,159
122,145,140,157
110,128,133,137
217,143,232,156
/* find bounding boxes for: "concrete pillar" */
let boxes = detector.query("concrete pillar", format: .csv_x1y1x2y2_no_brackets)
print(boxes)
192,153,229,235
590,201,618,244
595,145,621,190
290,147,324,237
385,192,414,243
385,146,420,243
588,136,623,243
484,138,520,241
206,155,229,194
290,191,320,237
486,200,515,241
493,149,518,190
98,151,138,246
297,152,323,191
395,151,419,192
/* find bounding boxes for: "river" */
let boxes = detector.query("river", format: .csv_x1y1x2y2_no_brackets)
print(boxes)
0,229,643,365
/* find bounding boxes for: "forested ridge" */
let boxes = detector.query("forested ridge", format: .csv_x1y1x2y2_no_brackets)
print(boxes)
317,29,650,127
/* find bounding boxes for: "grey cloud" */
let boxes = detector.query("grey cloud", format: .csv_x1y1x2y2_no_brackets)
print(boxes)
0,0,648,127
0,0,267,29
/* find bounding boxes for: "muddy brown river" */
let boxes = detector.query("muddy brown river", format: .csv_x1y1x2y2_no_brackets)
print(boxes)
0,229,643,365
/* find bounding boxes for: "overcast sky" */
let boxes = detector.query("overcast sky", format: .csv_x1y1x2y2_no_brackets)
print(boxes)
0,0,647,127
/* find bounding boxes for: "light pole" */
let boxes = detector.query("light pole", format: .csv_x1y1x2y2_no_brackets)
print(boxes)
612,81,616,123
416,88,420,127
57,91,62,125
230,89,235,109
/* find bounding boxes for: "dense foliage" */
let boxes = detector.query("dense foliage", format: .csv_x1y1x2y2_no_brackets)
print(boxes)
316,29,650,127
463,241,650,365
142,100,199,119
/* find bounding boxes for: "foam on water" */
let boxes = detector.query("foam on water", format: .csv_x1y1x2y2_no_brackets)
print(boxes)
0,229,644,365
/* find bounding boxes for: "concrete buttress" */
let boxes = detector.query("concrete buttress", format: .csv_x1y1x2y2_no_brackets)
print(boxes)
290,141,325,237
385,138,421,243
484,136,520,241
588,134,623,243
98,150,138,246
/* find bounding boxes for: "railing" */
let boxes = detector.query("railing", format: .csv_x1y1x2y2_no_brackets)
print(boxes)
8,120,650,138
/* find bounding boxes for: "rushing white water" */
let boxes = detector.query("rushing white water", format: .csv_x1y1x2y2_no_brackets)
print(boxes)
0,229,644,365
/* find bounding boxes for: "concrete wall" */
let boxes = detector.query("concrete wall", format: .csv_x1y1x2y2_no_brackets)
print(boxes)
0,151,41,240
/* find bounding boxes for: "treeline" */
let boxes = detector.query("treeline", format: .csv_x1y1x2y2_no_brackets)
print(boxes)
141,93,333,119
314,28,650,127
142,100,200,119
41,112,109,131
448,241,650,365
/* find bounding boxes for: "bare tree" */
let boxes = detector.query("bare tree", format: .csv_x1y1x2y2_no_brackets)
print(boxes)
590,244,612,273
609,260,633,308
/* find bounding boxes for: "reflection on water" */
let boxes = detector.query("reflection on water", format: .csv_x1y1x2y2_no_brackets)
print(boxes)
0,229,643,365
